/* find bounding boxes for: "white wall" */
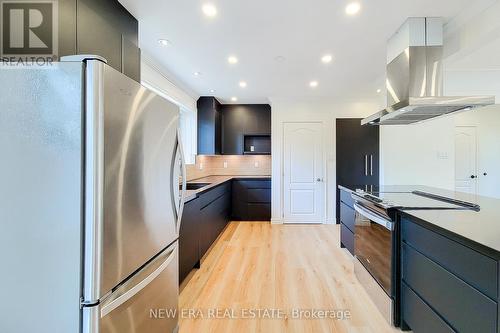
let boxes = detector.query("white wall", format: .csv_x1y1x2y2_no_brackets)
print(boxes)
270,98,380,224
380,0,500,198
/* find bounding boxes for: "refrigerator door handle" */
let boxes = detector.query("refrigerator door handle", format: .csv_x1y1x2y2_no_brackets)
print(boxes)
100,244,177,318
171,129,186,234
177,129,187,233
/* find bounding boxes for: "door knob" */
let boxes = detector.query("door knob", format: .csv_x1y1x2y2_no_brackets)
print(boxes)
316,178,323,182
470,175,476,179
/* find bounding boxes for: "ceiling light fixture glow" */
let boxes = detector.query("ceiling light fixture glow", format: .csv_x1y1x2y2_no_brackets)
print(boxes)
231,97,238,102
210,89,215,93
239,81,247,88
158,39,170,47
376,88,382,93
202,3,217,17
321,54,333,63
193,71,201,76
309,81,319,88
345,2,361,15
228,55,238,64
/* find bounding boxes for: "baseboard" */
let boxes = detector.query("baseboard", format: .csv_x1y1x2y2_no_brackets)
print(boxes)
325,218,336,225
271,218,283,224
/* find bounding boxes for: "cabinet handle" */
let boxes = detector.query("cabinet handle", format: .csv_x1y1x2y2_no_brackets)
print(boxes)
365,155,368,176
370,155,373,176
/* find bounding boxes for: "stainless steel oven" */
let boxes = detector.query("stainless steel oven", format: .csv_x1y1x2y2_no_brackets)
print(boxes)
351,195,396,325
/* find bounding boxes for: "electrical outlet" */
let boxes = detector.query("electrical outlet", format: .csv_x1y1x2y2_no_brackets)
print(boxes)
223,161,228,168
254,161,259,168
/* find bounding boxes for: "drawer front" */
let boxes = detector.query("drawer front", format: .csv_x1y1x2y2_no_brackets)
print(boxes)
247,203,271,221
340,189,354,208
402,218,498,299
340,202,355,232
238,180,271,189
247,188,271,203
402,243,497,333
402,282,454,333
199,182,231,208
341,224,354,256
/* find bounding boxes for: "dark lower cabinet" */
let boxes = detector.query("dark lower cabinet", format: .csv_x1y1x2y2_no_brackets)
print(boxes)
232,179,271,221
339,188,355,256
400,215,500,332
179,178,270,284
179,183,231,284
179,198,200,283
199,187,231,257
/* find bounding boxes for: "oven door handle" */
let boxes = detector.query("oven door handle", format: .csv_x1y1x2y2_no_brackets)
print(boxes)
354,203,394,231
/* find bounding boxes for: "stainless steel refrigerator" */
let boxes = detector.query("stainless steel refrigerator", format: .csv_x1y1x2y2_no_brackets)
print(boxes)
0,56,186,333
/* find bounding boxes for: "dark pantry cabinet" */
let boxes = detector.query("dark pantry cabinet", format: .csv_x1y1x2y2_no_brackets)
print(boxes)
196,97,271,155
58,0,140,81
336,118,379,222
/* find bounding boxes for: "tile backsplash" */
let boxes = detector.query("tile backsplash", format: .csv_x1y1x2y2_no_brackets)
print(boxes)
186,155,271,181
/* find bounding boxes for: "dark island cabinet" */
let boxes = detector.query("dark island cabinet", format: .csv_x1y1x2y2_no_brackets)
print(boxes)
179,198,200,283
59,0,140,81
197,97,222,155
232,180,271,221
399,215,500,332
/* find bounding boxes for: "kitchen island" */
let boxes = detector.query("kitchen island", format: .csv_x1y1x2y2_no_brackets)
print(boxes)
338,185,500,332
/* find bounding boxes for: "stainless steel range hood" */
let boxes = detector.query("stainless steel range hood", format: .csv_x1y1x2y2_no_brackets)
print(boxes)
363,19,495,126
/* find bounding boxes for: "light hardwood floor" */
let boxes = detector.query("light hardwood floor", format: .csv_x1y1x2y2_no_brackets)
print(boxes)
179,222,400,333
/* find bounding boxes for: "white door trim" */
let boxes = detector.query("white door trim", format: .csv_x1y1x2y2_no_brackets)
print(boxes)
454,125,478,195
281,121,327,224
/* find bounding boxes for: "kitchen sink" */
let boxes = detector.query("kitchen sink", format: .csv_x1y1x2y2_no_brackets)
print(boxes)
181,182,211,190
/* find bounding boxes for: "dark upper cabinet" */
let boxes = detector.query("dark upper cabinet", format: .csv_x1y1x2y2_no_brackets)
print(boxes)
336,118,379,222
221,104,271,155
58,0,140,82
197,97,222,155
196,98,271,155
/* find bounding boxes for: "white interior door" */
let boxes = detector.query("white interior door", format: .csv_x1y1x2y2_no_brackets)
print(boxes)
455,126,477,194
283,122,325,223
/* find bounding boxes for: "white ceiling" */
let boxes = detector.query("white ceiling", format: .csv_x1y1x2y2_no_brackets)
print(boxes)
119,0,472,104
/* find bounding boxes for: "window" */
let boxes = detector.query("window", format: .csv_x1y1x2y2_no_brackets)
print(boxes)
179,107,197,165
141,58,198,165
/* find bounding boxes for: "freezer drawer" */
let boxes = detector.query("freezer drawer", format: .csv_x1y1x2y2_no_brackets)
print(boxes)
99,241,179,333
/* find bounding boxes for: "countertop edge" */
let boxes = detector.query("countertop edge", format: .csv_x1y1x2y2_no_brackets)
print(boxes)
183,175,271,203
398,210,500,259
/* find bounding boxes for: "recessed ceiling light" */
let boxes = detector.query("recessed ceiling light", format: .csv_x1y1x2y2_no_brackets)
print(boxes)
227,55,238,64
376,88,382,93
274,56,286,63
239,81,247,88
309,81,319,88
345,2,361,15
202,3,217,17
231,97,238,102
321,54,333,63
158,39,170,47
193,71,201,76
210,89,215,93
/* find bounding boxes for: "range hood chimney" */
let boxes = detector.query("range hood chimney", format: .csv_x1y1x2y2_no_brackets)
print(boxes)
362,17,495,126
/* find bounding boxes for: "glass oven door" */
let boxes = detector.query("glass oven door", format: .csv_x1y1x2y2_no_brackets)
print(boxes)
353,203,393,296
